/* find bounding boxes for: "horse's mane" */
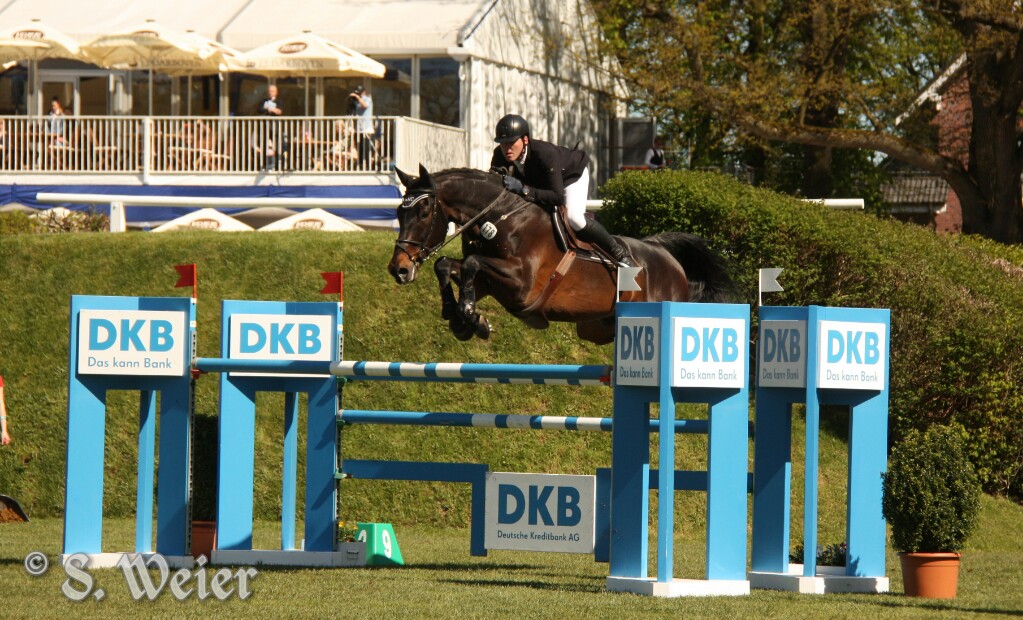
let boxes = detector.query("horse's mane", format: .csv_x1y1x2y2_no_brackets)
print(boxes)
432,168,508,205
434,167,503,185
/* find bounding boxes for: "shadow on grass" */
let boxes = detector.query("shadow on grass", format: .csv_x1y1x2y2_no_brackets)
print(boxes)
853,597,1023,616
441,577,604,594
398,562,543,572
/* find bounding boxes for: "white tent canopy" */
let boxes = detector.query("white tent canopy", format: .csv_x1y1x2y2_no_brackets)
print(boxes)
0,0,489,53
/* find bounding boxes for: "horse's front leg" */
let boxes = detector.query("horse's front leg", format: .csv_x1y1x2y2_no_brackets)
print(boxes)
456,255,493,339
434,257,476,341
435,257,461,321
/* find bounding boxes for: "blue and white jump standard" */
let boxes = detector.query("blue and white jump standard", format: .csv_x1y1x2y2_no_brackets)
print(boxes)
196,300,351,567
606,301,752,597
749,305,890,593
62,295,195,568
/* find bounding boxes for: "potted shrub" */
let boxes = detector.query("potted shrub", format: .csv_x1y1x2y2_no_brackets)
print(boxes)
881,424,981,598
190,413,219,560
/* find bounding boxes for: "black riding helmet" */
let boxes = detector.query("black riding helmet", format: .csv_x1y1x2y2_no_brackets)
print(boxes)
494,114,530,143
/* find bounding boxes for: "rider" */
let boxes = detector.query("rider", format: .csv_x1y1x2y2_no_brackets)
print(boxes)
489,114,634,268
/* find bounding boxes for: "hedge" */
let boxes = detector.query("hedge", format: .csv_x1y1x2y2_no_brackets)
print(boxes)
599,170,1023,500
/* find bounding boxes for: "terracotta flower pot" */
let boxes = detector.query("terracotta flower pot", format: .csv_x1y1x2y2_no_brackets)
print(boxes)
191,520,217,561
899,552,961,598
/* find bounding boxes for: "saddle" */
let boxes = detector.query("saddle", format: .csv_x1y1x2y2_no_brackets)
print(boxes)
516,206,615,320
551,206,616,266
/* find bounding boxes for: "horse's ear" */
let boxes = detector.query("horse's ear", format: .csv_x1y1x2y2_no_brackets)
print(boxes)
418,164,435,190
395,166,416,190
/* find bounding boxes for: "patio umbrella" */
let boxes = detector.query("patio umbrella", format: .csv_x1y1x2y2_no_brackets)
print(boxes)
0,20,85,114
236,32,384,115
177,32,244,116
235,32,385,79
83,20,214,115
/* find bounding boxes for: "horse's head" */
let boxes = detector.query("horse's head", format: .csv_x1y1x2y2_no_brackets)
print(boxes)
389,164,447,285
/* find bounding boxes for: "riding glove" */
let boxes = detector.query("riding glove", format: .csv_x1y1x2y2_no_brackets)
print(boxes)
503,175,527,196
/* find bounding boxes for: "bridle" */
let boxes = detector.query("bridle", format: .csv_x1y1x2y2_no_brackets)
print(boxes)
393,191,441,265
394,184,506,267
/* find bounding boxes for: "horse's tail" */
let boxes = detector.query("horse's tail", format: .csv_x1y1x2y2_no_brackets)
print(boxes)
644,232,737,303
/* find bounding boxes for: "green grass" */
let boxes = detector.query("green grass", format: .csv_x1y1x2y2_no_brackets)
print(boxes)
2,497,1021,618
2,228,1023,614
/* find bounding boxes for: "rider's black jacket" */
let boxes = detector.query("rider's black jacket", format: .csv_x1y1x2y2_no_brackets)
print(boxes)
489,138,589,209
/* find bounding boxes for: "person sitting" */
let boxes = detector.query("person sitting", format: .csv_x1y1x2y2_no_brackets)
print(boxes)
489,114,634,268
324,120,355,171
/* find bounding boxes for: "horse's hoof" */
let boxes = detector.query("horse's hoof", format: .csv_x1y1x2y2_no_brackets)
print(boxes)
450,319,475,341
474,317,491,339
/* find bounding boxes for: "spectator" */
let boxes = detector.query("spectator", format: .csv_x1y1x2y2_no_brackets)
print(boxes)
644,138,667,170
1,375,10,445
349,85,374,169
257,84,285,171
328,119,357,171
47,97,67,143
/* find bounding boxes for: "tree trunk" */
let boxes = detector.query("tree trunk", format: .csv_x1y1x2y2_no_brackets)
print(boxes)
962,63,1023,244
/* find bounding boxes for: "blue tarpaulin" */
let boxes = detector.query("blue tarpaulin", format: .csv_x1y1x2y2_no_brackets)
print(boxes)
0,183,400,226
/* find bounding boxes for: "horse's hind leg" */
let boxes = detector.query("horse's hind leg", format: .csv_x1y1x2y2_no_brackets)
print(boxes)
577,319,615,345
435,257,475,341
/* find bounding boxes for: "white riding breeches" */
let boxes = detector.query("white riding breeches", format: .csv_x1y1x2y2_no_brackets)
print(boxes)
564,167,590,231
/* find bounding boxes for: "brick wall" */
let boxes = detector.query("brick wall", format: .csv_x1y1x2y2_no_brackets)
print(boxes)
932,74,970,233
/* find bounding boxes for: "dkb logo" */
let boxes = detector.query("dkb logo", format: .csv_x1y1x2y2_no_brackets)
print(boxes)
826,330,881,365
817,319,886,391
672,317,746,388
89,318,175,352
758,319,807,389
619,324,655,361
678,326,740,363
497,484,581,526
762,327,800,363
77,309,186,377
238,322,322,355
229,314,333,361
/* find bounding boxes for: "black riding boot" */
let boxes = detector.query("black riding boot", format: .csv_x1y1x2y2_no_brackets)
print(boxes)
577,220,634,268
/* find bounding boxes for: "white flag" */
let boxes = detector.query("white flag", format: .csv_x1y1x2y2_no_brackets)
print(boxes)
759,268,784,293
758,267,784,307
617,266,643,293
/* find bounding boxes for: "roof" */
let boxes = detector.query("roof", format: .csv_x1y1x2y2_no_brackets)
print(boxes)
882,172,950,207
0,0,495,54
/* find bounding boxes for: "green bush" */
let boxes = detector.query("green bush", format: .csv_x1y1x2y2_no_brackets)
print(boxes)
0,211,36,235
599,170,1023,500
881,425,981,553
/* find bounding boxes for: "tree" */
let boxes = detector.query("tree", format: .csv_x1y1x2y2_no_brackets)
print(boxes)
597,1,1023,243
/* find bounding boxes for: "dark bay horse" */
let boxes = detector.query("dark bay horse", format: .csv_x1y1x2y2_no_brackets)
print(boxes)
388,165,735,345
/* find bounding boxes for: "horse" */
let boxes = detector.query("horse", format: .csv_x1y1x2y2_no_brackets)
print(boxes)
388,165,735,345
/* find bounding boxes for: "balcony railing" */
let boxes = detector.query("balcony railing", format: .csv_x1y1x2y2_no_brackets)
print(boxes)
0,115,467,176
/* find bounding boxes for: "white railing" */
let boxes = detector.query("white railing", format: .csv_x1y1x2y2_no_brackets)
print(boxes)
1,115,468,175
394,117,468,174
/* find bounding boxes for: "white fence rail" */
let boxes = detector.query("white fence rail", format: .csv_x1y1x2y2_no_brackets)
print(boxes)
1,115,468,175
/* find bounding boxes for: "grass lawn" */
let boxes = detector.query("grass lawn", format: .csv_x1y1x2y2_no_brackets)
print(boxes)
2,497,1021,619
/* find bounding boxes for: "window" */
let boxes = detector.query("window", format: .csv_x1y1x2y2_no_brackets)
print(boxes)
420,57,459,127
372,59,411,117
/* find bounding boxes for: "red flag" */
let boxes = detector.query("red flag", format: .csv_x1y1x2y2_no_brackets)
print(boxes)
321,272,343,299
175,264,197,298
175,264,196,287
